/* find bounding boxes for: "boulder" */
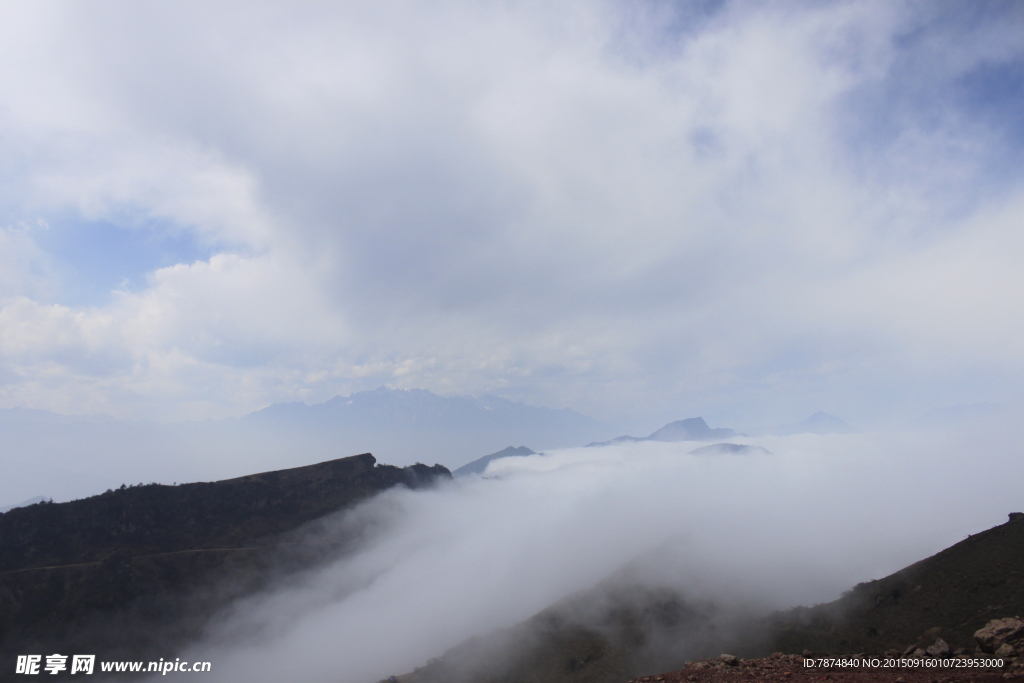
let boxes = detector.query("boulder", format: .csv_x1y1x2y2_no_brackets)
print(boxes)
974,617,1024,655
925,638,950,657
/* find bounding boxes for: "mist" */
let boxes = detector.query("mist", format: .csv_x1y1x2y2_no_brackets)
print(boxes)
160,416,1024,682
1,1,1022,678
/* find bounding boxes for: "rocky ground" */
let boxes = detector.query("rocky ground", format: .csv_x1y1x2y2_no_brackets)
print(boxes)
629,616,1024,683
628,652,1014,683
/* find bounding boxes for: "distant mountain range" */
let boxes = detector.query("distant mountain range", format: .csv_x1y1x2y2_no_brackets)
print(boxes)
449,417,746,476
0,397,874,509
586,416,738,447
581,411,855,451
0,388,615,506
451,414,782,475
237,387,610,467
248,387,600,439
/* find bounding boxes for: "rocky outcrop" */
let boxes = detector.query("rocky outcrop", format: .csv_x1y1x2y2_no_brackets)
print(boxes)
974,616,1024,654
974,616,1024,673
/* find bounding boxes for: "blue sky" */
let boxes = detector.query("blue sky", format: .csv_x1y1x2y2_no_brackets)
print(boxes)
31,217,212,306
1,0,1023,428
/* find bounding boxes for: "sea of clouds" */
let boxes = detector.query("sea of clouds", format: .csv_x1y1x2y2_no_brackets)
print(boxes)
169,419,1024,682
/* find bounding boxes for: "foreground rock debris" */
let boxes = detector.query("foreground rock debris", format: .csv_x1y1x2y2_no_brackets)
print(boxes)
975,618,1024,660
625,617,1024,683
628,649,1018,683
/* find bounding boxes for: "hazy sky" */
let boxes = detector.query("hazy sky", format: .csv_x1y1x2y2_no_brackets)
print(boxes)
2,0,1023,427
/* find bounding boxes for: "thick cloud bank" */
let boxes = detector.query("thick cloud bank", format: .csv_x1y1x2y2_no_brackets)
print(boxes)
176,422,1024,682
1,1,1023,426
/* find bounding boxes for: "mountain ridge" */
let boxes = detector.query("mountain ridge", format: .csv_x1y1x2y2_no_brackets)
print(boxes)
0,453,451,668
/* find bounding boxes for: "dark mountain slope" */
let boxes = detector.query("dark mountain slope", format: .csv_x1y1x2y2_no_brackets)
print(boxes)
0,454,449,667
770,512,1024,654
404,583,744,683
0,453,445,572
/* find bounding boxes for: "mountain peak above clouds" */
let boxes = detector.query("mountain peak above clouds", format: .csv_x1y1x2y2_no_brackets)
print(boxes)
587,416,738,447
689,442,771,456
452,446,538,477
647,417,737,442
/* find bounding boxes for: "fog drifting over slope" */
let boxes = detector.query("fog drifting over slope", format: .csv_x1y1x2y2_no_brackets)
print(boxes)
176,419,1024,683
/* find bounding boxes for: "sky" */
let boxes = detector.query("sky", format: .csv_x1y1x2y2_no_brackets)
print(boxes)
2,0,1024,429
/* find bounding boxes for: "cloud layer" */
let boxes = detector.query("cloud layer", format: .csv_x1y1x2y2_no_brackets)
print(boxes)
1,1,1023,424
178,423,1024,682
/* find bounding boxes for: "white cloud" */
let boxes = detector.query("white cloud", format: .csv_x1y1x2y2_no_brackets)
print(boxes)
0,1,1021,423
181,424,1024,682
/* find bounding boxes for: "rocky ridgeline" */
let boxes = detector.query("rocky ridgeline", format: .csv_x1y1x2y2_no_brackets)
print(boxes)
0,453,448,572
0,453,450,667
